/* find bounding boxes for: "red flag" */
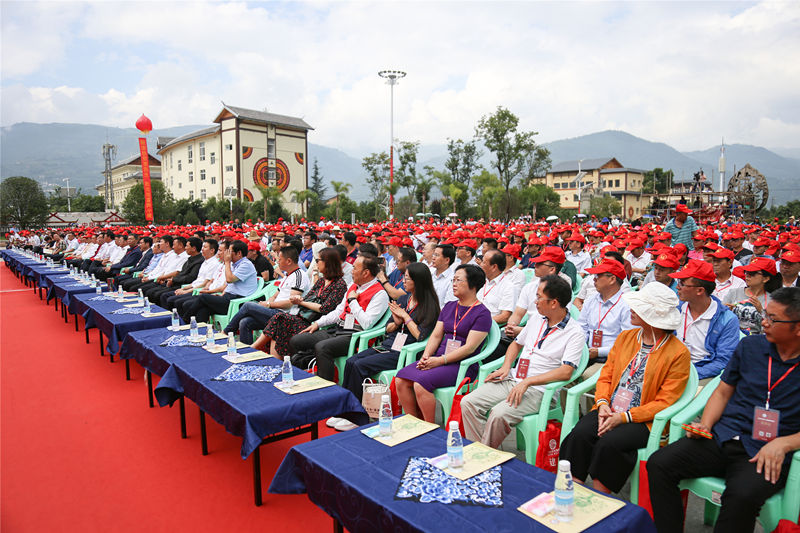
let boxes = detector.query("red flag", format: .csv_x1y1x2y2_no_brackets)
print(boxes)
138,137,154,222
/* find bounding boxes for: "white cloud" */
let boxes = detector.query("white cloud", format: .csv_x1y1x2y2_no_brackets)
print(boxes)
2,1,799,154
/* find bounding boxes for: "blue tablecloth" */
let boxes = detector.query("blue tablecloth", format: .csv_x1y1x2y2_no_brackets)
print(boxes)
29,264,70,289
69,293,172,354
1,250,39,274
121,327,365,459
48,275,105,308
269,427,656,533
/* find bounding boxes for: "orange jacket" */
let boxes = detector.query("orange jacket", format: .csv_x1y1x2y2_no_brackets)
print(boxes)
594,329,691,429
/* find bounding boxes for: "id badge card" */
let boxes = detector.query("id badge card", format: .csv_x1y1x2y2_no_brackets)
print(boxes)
445,339,462,355
343,313,356,330
515,357,530,379
611,387,634,413
752,407,780,442
391,332,408,351
591,329,603,348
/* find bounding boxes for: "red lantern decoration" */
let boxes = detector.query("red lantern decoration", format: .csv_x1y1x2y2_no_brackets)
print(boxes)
135,114,153,135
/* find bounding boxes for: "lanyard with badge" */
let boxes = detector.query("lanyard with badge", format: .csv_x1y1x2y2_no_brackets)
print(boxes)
753,357,798,442
445,301,478,355
515,318,559,379
611,334,664,413
390,299,418,351
481,272,508,300
591,294,623,348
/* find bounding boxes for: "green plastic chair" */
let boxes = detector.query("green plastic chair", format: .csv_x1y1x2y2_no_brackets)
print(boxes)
352,324,431,385
332,309,393,385
432,321,501,423
212,278,268,330
667,376,800,532
474,343,590,465
561,360,699,505
524,269,536,283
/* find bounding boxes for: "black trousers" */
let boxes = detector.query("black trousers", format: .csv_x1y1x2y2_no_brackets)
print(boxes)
559,409,650,493
288,329,354,382
181,293,237,323
145,284,171,304
341,347,400,401
95,267,121,281
647,437,788,533
171,294,197,316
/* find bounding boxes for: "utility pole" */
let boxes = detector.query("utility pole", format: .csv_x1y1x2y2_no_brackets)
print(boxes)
378,69,406,219
62,177,72,212
102,142,117,211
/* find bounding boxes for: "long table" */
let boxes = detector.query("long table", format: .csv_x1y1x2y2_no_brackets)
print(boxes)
270,427,657,533
120,327,365,505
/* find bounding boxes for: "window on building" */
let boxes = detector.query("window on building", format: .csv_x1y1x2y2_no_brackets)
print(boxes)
188,171,194,182
200,189,206,200
187,145,193,163
225,165,233,172
210,152,215,164
615,179,620,187
573,194,579,202
554,183,561,189
178,160,182,171
170,177,173,187
268,169,276,184
211,176,216,184
178,182,182,189
200,170,206,181
199,142,205,161
267,139,276,158
225,144,233,150
170,153,173,169
189,190,194,200
636,207,640,214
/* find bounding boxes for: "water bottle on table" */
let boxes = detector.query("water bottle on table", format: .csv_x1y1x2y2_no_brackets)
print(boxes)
144,298,151,314
379,394,393,436
226,332,236,357
95,281,102,294
189,316,198,338
170,309,180,330
554,459,574,522
281,356,293,387
118,285,123,297
137,289,144,306
447,421,464,471
206,325,214,348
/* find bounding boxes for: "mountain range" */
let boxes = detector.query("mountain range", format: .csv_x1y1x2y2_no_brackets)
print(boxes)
2,123,798,204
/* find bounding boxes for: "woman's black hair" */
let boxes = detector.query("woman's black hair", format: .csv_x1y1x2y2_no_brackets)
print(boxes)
405,262,440,330
456,264,486,291
765,271,783,293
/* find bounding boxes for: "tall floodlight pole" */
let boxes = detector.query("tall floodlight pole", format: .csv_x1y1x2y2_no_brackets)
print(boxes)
378,69,406,219
62,177,72,212
102,142,117,210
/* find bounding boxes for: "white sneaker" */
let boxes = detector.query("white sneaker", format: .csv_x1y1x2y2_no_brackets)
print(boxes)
326,417,344,428
334,419,359,432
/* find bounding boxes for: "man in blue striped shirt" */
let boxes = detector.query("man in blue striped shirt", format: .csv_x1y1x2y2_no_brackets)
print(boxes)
665,204,698,249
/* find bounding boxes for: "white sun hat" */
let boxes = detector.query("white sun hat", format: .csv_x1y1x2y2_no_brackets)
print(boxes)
623,282,682,331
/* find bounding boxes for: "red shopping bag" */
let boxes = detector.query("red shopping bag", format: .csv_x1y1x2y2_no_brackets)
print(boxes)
388,377,402,415
535,420,562,473
445,377,474,437
638,460,689,521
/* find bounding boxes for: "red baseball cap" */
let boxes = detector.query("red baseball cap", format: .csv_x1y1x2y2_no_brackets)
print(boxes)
710,248,735,261
743,257,778,276
531,246,566,265
753,237,771,247
566,232,586,244
653,252,680,270
500,243,522,259
246,241,260,251
675,204,693,214
780,250,800,263
669,259,716,282
586,259,626,280
457,239,478,250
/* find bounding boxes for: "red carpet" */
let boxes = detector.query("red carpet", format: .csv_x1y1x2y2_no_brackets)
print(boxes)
1,263,340,532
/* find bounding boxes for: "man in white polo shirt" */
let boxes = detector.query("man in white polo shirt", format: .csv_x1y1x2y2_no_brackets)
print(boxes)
478,249,516,324
461,275,585,448
710,247,746,299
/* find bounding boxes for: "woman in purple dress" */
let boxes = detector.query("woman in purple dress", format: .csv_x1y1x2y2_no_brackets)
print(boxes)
395,264,493,422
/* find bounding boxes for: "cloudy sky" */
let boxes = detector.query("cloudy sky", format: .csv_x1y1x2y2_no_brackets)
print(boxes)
2,1,799,153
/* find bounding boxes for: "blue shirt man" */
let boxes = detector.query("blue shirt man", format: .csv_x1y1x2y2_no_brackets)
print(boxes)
226,256,257,296
665,204,698,249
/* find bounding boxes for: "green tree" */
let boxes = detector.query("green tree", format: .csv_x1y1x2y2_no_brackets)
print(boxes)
588,195,622,219
445,183,466,216
331,181,351,221
394,195,418,220
396,141,420,200
362,152,390,217
444,138,482,213
72,194,105,212
308,158,328,219
475,106,546,219
0,176,50,228
642,168,674,194
518,184,561,220
471,170,504,220
254,185,284,222
415,172,436,215
120,181,176,224
291,189,318,219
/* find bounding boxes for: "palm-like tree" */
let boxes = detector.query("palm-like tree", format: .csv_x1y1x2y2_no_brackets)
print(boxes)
331,181,351,221
416,176,435,215
255,184,283,221
291,189,318,219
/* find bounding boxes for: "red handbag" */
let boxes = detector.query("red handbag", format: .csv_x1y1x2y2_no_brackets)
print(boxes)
535,420,562,473
388,377,402,415
446,377,474,437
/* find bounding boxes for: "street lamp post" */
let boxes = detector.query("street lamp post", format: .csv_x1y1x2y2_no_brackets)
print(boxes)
63,177,72,212
378,69,406,219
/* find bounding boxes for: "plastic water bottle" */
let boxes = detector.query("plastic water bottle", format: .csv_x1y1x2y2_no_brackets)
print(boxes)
281,356,294,387
447,421,464,471
190,316,198,338
206,325,215,348
171,309,180,330
137,289,144,306
117,285,123,297
144,298,151,314
554,460,574,522
379,394,393,436
95,281,102,294
227,332,236,357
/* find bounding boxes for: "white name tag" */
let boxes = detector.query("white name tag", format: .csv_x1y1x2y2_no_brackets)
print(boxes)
343,313,356,330
445,339,462,355
391,332,408,351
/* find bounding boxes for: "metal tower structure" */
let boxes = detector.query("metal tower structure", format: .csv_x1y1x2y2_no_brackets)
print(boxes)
102,142,117,210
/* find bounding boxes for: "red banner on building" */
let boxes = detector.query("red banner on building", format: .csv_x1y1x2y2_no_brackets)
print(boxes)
138,137,154,222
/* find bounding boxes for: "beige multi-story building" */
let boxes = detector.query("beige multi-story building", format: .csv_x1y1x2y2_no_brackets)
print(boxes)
157,104,313,214
95,152,162,208
532,157,651,219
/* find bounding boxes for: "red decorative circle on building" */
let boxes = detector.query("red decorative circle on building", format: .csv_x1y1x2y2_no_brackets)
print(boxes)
243,188,254,202
295,152,304,165
252,157,290,192
242,146,253,159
